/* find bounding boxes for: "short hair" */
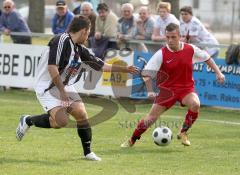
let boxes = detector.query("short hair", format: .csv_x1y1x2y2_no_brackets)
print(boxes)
97,3,109,12
165,23,180,33
67,15,90,33
3,0,14,6
157,2,171,12
180,6,193,15
121,3,134,11
138,6,149,14
81,2,93,10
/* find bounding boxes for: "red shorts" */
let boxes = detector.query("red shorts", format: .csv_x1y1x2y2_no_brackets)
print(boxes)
154,87,196,108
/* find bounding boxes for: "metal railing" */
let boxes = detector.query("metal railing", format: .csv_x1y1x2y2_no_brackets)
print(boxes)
0,31,230,48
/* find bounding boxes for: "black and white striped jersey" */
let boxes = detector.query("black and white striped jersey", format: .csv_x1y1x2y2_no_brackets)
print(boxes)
34,33,104,93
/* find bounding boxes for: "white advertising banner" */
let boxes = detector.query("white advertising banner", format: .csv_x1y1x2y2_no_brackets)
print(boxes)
0,44,134,97
0,43,47,88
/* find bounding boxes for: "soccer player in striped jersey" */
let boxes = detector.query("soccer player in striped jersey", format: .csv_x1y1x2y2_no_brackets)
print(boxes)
16,15,138,161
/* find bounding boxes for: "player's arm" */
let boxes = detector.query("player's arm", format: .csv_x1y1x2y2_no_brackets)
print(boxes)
141,50,163,99
192,44,225,84
47,36,70,105
205,59,225,83
80,46,139,74
102,63,139,74
48,65,65,93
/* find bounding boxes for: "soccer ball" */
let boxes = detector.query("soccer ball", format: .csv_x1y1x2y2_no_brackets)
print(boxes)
152,126,173,146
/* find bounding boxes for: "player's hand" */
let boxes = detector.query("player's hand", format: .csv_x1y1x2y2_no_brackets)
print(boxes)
147,92,157,100
216,72,225,84
60,90,70,107
127,66,140,74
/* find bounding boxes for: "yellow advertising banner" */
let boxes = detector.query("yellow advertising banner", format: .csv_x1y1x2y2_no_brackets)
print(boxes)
102,57,128,87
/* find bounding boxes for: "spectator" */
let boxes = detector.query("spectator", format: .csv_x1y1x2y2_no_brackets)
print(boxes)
117,3,136,43
80,1,96,38
180,6,219,59
151,2,179,42
95,3,118,39
72,0,83,15
52,0,74,35
134,6,154,40
90,3,118,59
0,0,31,44
133,6,155,52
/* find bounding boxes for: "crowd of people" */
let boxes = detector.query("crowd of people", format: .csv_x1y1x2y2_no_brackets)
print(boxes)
0,0,220,59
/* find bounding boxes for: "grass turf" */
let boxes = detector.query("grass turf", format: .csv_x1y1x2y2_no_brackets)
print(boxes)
0,90,239,175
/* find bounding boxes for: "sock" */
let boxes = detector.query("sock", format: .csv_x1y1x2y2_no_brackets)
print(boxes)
26,114,51,128
77,124,92,156
181,110,199,133
131,119,152,143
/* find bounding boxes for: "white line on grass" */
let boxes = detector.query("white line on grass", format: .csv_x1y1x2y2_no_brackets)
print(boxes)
86,107,240,126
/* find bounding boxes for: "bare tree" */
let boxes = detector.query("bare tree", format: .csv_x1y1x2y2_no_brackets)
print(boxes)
28,0,45,33
162,0,180,18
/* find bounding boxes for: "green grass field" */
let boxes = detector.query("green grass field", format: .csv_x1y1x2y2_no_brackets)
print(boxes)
0,90,240,175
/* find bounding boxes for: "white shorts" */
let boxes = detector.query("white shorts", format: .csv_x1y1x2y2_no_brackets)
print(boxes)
36,85,82,112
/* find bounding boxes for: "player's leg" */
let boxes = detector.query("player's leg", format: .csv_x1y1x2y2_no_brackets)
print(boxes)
178,92,200,146
16,106,69,141
121,104,168,147
68,101,101,161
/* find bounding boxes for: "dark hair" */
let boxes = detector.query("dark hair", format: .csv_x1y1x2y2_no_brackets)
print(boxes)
97,3,109,11
165,23,180,32
67,15,91,33
180,6,193,15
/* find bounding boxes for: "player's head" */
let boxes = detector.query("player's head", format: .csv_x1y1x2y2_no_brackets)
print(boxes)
165,23,181,50
157,2,171,18
180,6,193,23
67,15,91,43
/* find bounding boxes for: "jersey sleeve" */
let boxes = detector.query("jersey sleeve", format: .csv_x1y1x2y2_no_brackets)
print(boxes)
191,44,211,63
48,34,70,66
142,49,163,78
79,46,104,71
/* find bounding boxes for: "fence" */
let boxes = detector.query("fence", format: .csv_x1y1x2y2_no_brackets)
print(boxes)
1,32,239,109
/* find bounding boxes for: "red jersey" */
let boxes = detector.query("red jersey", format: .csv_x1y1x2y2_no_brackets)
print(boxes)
143,42,210,91
158,43,194,90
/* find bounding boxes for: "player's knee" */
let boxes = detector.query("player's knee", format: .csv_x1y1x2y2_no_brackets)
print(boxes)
190,101,200,112
55,115,69,128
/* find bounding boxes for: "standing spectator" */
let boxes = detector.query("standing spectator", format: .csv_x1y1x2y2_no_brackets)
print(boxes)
52,0,74,35
133,6,155,52
80,2,96,38
90,3,118,59
180,6,219,59
0,0,31,44
117,3,136,43
151,2,179,42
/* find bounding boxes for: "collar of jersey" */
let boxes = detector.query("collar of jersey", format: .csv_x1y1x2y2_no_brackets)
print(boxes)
166,42,184,52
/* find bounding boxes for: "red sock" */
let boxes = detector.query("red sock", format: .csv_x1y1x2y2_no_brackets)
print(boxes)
131,119,152,143
181,110,199,133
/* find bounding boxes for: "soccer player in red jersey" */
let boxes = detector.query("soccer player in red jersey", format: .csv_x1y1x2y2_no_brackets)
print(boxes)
121,23,225,147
